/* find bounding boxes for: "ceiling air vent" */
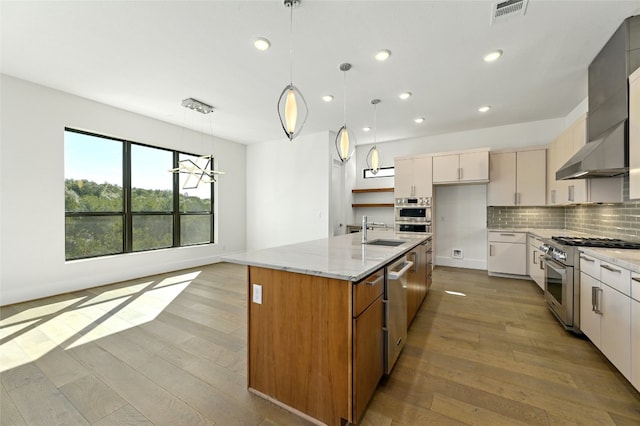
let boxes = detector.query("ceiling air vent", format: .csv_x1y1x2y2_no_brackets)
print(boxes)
491,0,528,24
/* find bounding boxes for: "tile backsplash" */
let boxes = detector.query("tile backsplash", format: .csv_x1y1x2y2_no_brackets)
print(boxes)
487,201,640,242
487,206,565,229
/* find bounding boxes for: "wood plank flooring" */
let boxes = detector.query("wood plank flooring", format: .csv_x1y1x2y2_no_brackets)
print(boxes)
1,263,639,425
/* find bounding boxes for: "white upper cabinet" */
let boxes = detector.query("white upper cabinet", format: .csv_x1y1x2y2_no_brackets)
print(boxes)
433,150,489,184
394,156,432,198
488,149,546,206
630,66,640,199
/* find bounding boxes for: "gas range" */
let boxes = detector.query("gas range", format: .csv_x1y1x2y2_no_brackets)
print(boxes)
540,235,639,334
551,236,640,249
541,236,640,267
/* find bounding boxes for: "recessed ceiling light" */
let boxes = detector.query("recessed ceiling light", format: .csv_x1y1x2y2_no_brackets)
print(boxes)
478,105,491,112
399,92,412,100
483,50,503,62
322,95,334,102
254,37,271,51
414,117,425,124
362,127,371,132
375,49,391,61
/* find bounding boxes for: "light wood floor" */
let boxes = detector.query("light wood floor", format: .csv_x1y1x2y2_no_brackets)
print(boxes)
1,263,639,425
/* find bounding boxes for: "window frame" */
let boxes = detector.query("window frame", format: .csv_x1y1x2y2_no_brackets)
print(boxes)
363,166,395,179
64,128,215,261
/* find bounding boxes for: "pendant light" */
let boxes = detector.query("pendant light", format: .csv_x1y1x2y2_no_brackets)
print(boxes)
335,63,356,163
277,0,308,141
366,99,382,174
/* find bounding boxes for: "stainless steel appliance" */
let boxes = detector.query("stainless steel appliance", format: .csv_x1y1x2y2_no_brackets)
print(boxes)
540,236,640,333
384,256,412,374
557,14,639,180
395,197,431,234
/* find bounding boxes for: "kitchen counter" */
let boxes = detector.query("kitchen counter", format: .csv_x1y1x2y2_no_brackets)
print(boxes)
579,247,640,273
224,231,432,426
223,231,430,281
487,228,590,239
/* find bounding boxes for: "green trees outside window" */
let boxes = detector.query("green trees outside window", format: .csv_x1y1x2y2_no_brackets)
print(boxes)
64,129,214,260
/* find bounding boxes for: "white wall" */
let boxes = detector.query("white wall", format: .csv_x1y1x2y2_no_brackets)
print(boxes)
0,75,247,305
434,185,488,270
246,131,333,250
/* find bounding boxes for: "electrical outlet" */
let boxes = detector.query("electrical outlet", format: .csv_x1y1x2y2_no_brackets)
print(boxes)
252,284,262,304
452,249,463,259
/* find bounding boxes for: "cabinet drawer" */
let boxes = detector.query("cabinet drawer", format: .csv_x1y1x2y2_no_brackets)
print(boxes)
600,260,631,296
528,234,543,248
579,253,600,279
488,231,526,243
353,268,384,317
633,273,640,302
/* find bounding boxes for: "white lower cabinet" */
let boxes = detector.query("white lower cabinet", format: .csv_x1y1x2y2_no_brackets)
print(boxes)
632,272,640,391
488,232,527,276
527,234,544,290
579,255,632,383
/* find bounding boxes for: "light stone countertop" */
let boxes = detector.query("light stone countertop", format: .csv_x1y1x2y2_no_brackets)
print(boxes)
578,247,640,273
223,231,431,282
488,228,640,272
487,228,590,240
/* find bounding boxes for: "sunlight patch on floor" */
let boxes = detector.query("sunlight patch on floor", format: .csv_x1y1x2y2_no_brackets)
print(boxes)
0,271,201,372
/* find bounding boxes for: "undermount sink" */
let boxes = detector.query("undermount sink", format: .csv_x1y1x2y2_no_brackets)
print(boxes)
364,239,406,247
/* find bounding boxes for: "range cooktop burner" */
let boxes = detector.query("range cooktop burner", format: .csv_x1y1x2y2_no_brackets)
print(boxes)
551,236,640,249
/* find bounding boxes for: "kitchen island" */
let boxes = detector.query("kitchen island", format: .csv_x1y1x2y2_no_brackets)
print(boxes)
224,231,431,426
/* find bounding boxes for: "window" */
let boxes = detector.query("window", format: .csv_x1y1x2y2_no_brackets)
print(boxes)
363,166,395,179
64,129,214,260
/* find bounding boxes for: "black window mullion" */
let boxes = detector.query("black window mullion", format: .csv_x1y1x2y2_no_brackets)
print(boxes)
210,178,214,243
173,151,181,247
123,141,133,252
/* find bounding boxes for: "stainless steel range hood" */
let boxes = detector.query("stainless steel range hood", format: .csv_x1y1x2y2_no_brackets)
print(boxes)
556,121,627,179
557,15,638,180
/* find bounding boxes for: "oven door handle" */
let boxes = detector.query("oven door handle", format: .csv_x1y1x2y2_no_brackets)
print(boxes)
542,256,567,276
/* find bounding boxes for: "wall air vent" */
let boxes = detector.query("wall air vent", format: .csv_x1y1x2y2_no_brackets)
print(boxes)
491,0,528,24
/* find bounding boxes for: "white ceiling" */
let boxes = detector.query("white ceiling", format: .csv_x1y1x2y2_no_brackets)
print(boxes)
2,1,640,145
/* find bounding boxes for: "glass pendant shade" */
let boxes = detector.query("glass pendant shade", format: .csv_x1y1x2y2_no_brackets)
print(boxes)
336,125,355,162
277,0,307,141
367,145,381,174
367,98,382,174
335,62,355,162
278,84,308,141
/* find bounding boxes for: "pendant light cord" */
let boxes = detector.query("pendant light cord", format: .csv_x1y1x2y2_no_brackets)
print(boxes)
289,3,294,84
373,102,377,145
343,70,347,124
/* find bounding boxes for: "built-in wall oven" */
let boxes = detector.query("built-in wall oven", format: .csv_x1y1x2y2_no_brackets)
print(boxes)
540,236,640,333
395,197,431,234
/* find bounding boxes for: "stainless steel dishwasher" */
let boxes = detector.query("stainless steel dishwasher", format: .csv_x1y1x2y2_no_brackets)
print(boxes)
384,256,412,374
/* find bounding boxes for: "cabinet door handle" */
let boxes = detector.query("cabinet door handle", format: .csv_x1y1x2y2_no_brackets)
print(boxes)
459,168,463,180
596,287,604,314
568,185,574,202
539,257,545,270
632,277,640,283
532,251,537,265
514,193,518,205
366,275,384,287
592,286,604,314
600,264,621,273
500,233,515,236
579,255,595,263
551,189,556,204
489,244,494,256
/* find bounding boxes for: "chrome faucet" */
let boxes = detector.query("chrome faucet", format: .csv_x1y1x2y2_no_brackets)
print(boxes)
362,215,368,243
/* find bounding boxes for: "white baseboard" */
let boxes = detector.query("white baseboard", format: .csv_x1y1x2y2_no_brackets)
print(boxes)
435,256,487,270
